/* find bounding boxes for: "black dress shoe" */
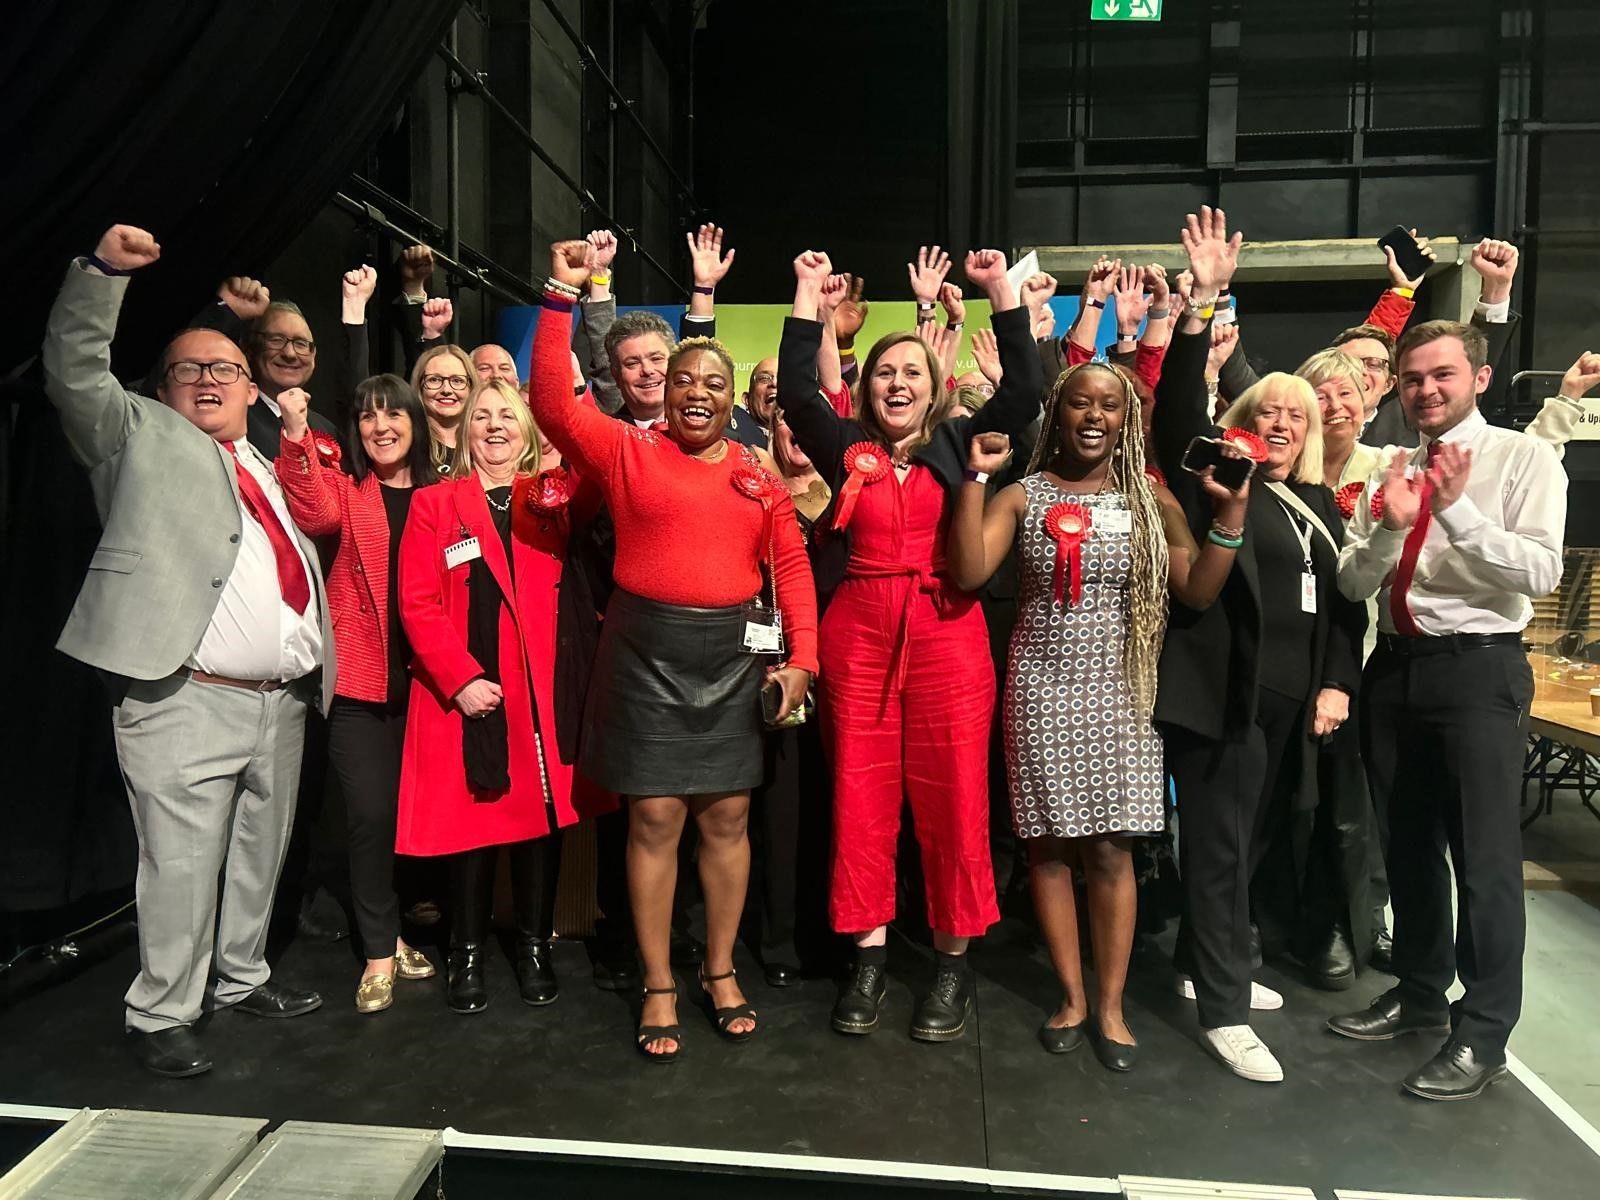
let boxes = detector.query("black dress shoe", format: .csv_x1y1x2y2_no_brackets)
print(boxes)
831,961,887,1034
296,889,350,942
515,937,559,1006
669,930,705,967
763,960,801,988
1369,927,1394,974
1307,924,1357,991
1327,989,1450,1042
128,1027,212,1078
1037,1019,1086,1055
910,962,972,1043
1403,1040,1507,1101
231,981,322,1018
593,953,641,994
1091,1023,1139,1072
447,943,489,1014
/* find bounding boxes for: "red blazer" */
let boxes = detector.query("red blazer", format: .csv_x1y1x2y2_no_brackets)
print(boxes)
275,430,393,703
396,475,612,856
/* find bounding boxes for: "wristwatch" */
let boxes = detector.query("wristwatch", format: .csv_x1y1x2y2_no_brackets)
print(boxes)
963,468,990,484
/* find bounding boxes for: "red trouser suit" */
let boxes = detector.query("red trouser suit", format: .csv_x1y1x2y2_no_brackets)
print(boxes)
820,465,999,938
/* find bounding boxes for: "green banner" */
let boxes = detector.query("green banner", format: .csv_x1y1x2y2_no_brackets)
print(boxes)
1090,0,1162,21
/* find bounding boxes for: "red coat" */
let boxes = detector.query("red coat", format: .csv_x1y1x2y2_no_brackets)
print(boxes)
275,430,394,703
396,474,612,855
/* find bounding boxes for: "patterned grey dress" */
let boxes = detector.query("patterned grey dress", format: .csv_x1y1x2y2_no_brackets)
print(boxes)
1003,475,1166,840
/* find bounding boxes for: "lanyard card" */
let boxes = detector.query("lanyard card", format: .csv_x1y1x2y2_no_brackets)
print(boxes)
1096,507,1133,536
740,602,785,655
445,537,482,570
1300,572,1318,614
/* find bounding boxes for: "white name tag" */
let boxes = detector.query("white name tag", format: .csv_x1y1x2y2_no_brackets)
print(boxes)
1096,508,1133,536
1300,572,1318,614
445,537,482,570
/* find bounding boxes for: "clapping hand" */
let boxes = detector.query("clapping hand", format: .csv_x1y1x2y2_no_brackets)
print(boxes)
1427,442,1472,513
1378,449,1426,530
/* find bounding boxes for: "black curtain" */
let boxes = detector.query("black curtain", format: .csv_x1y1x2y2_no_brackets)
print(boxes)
947,0,1017,255
0,0,461,914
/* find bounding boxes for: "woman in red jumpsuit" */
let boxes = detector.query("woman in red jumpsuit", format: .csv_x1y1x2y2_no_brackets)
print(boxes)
777,249,1043,1042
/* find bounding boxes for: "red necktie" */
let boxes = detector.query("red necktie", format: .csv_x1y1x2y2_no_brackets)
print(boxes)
1387,442,1441,637
223,441,311,615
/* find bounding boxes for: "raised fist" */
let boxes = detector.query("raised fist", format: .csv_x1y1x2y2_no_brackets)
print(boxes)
1021,272,1059,313
586,228,619,272
420,297,454,340
819,273,850,319
793,250,833,287
95,225,161,272
341,264,377,307
278,387,312,439
400,244,434,298
963,248,1009,292
550,240,591,290
1560,350,1600,401
940,282,966,325
1470,238,1519,305
967,431,1012,474
218,275,271,320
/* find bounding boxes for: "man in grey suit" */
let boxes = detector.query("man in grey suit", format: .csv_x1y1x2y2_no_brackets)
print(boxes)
41,225,336,1078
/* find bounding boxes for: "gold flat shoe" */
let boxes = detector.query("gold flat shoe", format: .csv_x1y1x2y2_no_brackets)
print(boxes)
395,945,436,981
356,973,394,1014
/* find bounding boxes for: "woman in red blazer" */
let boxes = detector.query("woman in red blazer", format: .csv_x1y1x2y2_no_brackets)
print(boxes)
398,378,612,1015
276,375,439,1016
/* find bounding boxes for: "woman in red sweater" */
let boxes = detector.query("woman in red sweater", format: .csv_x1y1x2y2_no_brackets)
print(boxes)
397,377,612,1015
529,241,818,1063
276,376,439,1015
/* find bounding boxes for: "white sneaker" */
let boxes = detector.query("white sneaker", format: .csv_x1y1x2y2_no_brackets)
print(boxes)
1202,1024,1284,1083
1175,974,1284,1012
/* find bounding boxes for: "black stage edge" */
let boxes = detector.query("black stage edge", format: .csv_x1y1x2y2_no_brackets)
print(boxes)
3,920,1595,1200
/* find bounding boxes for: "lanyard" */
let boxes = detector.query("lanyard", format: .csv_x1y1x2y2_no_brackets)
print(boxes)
1275,497,1314,575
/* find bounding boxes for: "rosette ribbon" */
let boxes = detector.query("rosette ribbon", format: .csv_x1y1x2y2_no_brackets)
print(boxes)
1334,481,1363,520
1220,428,1268,463
526,466,573,511
311,431,342,468
1044,501,1093,608
833,442,892,531
1370,485,1386,522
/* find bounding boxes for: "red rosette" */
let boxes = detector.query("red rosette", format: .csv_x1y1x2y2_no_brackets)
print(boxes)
1369,485,1386,522
1221,427,1268,463
832,441,893,531
731,463,778,503
311,431,342,468
1334,481,1364,520
1144,464,1167,488
1043,501,1093,608
525,466,573,511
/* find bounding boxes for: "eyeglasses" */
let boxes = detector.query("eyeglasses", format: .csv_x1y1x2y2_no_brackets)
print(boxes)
422,373,470,391
259,333,316,355
1356,356,1391,374
976,382,996,397
166,360,250,385
751,372,776,386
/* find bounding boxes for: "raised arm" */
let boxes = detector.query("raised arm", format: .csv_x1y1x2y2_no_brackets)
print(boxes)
1162,461,1249,609
274,387,346,537
1527,351,1600,458
965,249,1044,439
779,251,851,479
576,230,623,414
946,434,1023,592
682,222,731,337
334,264,377,430
833,273,868,390
1067,257,1118,356
816,273,848,397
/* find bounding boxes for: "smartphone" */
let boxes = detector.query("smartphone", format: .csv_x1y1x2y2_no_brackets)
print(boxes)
1181,436,1254,491
1377,225,1432,282
761,680,786,726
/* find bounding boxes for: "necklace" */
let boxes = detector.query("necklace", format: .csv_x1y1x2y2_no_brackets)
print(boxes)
485,489,511,513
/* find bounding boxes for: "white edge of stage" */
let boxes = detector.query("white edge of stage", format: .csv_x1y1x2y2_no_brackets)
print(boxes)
439,1127,1125,1193
0,1104,80,1123
1505,1049,1600,1159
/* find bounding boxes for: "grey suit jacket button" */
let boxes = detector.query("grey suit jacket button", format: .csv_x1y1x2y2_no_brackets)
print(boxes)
212,577,224,588
230,533,241,544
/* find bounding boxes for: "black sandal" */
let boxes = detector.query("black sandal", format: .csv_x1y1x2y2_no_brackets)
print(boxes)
636,984,683,1064
700,968,758,1042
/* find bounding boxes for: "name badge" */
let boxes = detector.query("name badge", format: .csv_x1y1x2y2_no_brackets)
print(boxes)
740,603,785,655
1300,572,1318,614
1096,508,1133,536
445,537,482,570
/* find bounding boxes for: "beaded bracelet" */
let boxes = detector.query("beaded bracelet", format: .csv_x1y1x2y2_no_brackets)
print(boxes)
544,276,581,299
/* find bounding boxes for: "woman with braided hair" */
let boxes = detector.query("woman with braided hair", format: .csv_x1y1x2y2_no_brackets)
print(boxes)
947,360,1248,1071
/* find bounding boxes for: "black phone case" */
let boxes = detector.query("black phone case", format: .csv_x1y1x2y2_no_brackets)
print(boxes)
1377,226,1431,281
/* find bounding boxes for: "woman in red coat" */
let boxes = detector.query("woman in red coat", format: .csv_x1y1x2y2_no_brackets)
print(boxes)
398,377,612,1015
276,375,439,1016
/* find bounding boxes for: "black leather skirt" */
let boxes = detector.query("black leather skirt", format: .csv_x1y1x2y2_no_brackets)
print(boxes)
580,588,765,797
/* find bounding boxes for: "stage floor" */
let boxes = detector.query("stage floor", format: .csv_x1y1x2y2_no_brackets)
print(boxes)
4,919,1596,1199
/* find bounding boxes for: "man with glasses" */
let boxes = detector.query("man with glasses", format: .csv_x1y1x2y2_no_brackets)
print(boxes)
42,225,335,1079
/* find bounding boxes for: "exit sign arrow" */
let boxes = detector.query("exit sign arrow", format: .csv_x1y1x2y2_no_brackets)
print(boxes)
1092,0,1162,20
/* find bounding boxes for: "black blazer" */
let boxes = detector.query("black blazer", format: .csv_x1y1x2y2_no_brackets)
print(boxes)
1151,322,1366,742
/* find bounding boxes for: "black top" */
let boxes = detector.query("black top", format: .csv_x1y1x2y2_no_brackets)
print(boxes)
485,485,514,562
380,483,416,710
1253,496,1315,702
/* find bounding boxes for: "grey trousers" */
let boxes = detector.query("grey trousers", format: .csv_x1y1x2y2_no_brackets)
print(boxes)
114,672,309,1033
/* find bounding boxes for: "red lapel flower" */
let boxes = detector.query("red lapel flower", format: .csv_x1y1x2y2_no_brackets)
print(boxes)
525,466,573,511
1043,502,1094,608
311,431,342,468
833,441,892,531
1334,481,1364,520
1221,428,1268,463
1370,485,1386,521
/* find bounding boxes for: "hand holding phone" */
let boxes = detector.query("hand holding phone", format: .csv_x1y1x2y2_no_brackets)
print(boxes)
1181,436,1255,492
1377,226,1435,289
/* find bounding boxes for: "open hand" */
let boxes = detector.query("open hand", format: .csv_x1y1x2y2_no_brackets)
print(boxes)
688,223,735,288
1181,206,1243,296
971,328,1001,385
1113,264,1151,334
908,245,952,303
1427,442,1472,512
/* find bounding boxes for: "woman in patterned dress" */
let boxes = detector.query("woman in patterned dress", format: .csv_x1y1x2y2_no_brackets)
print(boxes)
947,361,1249,1070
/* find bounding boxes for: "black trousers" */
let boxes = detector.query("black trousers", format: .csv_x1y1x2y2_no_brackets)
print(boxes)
1362,642,1531,1055
326,698,406,957
1170,688,1305,1029
451,835,562,946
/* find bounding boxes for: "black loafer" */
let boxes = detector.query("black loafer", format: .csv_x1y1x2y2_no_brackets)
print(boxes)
1091,1024,1138,1072
1307,925,1357,991
831,961,887,1035
231,981,322,1019
128,1026,212,1078
1037,1019,1086,1055
763,961,801,988
1327,989,1450,1042
910,963,972,1043
1403,1040,1507,1101
515,937,559,1006
447,943,489,1014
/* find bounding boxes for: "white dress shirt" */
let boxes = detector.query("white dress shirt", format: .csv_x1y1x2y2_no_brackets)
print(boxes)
188,438,322,680
1337,408,1566,635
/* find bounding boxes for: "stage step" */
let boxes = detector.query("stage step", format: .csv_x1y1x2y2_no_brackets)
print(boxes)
1119,1178,1316,1200
207,1120,442,1200
0,1109,265,1200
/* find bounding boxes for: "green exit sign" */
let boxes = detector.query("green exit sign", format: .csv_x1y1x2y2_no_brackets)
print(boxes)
1092,0,1162,19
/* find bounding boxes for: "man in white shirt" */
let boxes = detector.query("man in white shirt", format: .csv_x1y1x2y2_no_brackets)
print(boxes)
41,225,336,1079
1329,318,1566,1100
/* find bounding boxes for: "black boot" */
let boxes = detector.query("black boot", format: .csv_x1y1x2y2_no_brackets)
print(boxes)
1307,923,1357,991
831,956,888,1035
515,936,559,1006
447,944,489,1014
910,954,972,1043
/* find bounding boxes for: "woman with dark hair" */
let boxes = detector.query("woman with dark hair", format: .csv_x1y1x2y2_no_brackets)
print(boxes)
275,374,439,1013
527,241,818,1063
411,343,474,476
397,378,611,1016
777,247,1042,1044
946,361,1247,1070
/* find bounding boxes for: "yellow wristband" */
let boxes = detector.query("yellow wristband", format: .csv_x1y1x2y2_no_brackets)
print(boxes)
590,272,611,286
1196,304,1216,320
1393,285,1415,299
839,346,856,358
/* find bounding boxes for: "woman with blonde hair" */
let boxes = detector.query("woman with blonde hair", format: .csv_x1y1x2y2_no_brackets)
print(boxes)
397,377,612,1016
946,359,1248,1070
1150,207,1367,1084
411,342,474,475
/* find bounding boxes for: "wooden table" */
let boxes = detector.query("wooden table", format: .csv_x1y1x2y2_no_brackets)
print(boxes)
1523,653,1600,826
